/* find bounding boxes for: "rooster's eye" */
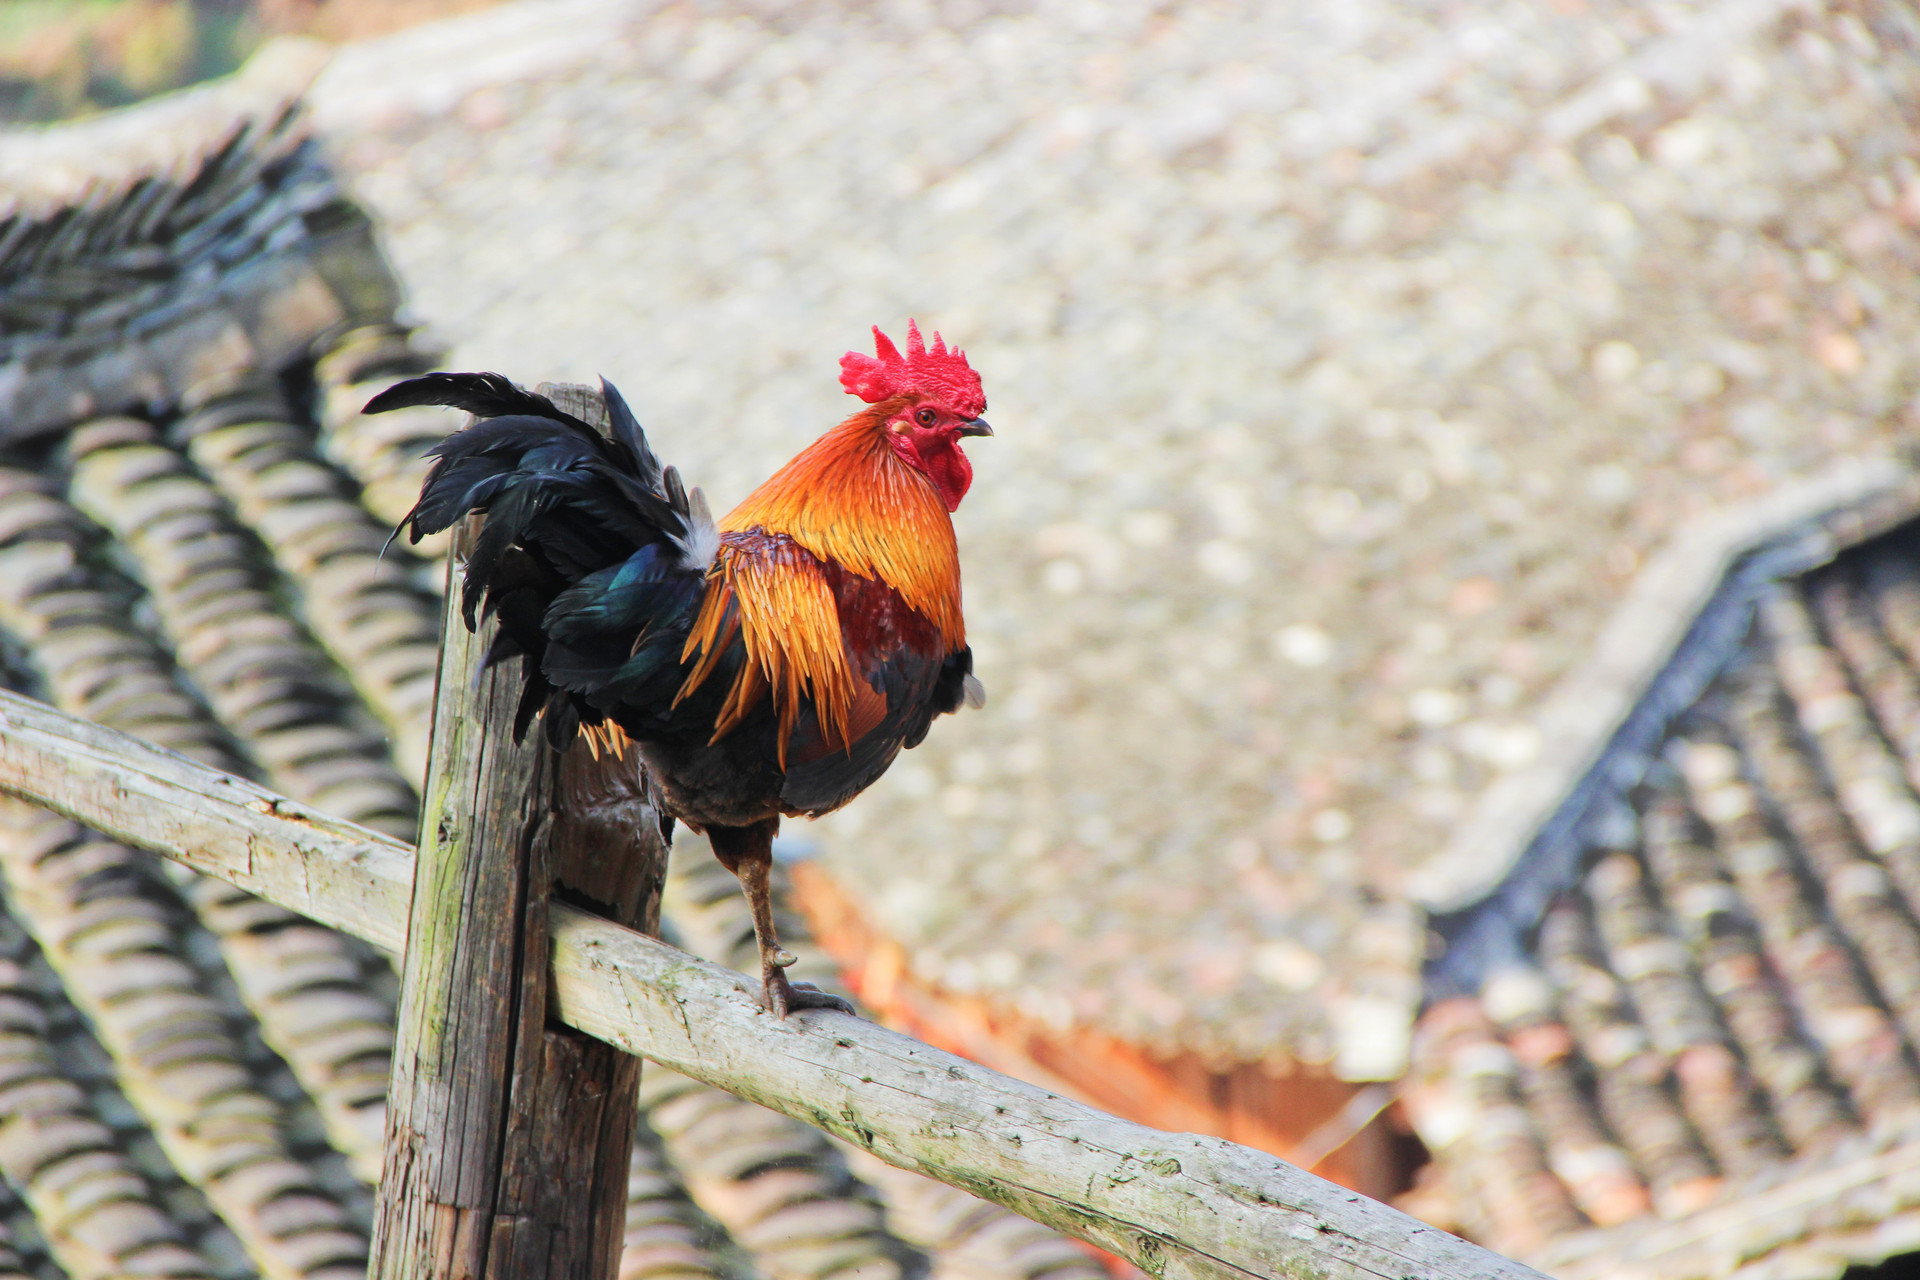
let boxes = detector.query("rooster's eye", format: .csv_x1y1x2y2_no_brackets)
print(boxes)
915,409,937,427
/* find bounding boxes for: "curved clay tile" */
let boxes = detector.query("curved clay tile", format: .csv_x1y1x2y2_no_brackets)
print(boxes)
0,466,247,772
1585,847,1786,1178
641,1062,920,1280
1638,782,1860,1148
177,394,443,785
1405,998,1584,1258
312,325,453,563
1813,571,1920,777
1475,965,1651,1227
1728,672,1920,1054
0,470,395,1179
1760,585,1920,924
836,1147,1108,1280
0,800,367,1280
658,844,1104,1280
0,907,222,1280
63,420,417,840
1533,901,1720,1216
649,850,922,1280
0,1232,31,1280
1864,556,1920,678
620,1119,736,1280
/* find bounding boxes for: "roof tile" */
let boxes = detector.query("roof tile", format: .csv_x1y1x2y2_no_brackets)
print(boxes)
1414,529,1920,1276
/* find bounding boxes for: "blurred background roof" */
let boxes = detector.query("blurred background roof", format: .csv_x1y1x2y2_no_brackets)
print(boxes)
1401,522,1920,1280
275,0,1920,1076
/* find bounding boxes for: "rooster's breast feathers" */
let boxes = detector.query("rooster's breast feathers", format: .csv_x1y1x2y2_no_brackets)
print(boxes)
675,404,969,772
680,527,956,763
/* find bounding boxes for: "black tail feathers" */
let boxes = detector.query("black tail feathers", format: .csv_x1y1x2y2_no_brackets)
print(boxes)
369,372,716,747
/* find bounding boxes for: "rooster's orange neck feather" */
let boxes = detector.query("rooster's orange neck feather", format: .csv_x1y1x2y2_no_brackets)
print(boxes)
718,403,964,648
675,404,966,768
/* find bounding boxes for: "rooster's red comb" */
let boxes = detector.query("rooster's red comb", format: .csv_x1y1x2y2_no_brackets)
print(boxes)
839,320,985,419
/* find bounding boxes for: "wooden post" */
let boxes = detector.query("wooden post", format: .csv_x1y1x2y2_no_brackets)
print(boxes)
369,518,666,1279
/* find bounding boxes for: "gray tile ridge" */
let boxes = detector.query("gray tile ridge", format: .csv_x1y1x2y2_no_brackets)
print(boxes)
1413,456,1920,916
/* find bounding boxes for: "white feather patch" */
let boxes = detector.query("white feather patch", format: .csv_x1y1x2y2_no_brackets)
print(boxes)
672,487,720,572
962,674,986,710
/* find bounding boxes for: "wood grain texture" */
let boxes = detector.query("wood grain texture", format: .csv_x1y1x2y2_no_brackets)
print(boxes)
0,684,412,951
369,521,665,1280
485,749,666,1279
0,690,1541,1280
369,520,546,1277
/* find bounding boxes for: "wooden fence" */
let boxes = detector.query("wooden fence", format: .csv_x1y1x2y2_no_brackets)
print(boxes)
0,682,1546,1280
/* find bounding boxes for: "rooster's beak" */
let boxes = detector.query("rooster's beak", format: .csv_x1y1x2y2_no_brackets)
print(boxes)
957,418,993,437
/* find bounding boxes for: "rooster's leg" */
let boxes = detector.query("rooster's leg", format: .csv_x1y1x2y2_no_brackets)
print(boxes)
709,819,856,1018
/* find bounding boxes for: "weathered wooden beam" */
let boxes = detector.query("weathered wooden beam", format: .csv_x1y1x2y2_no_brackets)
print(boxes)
546,907,1527,1280
369,524,664,1280
0,684,414,950
0,686,1546,1280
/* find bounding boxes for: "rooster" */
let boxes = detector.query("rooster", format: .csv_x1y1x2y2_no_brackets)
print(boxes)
370,322,990,1016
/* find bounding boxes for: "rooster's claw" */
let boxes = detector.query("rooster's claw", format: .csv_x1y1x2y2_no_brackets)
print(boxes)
764,970,857,1018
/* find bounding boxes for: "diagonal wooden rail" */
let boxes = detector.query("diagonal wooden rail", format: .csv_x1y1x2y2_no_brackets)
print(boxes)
0,686,1546,1280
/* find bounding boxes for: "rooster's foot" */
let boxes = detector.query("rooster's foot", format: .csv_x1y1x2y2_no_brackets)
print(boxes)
763,967,857,1018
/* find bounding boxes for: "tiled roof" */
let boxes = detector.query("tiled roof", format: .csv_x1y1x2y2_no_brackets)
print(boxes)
1404,528,1920,1278
0,67,1104,1280
313,0,1920,1072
